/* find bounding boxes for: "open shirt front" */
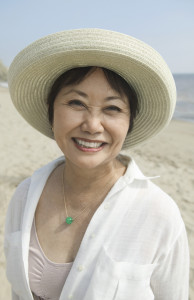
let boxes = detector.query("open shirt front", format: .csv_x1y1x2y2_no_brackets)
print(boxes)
4,155,189,300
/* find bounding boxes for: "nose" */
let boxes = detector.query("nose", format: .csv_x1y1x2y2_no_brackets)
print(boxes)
81,110,104,134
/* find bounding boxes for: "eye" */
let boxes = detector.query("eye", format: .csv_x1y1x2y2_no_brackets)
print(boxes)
68,100,87,109
104,105,122,112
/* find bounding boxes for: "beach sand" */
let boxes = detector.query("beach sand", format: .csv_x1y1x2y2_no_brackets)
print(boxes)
0,86,193,299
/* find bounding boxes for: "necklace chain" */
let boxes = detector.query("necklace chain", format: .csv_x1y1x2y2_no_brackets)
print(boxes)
62,167,118,225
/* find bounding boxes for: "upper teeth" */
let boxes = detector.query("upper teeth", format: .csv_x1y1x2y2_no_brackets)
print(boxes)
75,139,103,148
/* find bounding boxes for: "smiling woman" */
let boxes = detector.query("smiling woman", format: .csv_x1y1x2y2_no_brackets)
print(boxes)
4,28,189,300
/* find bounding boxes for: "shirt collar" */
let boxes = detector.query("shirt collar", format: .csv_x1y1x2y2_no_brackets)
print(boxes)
118,154,159,184
106,155,159,199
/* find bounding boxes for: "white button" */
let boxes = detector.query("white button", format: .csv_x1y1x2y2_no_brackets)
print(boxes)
78,265,85,272
68,294,73,299
104,203,110,209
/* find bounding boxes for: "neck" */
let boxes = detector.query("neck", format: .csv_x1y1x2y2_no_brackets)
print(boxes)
63,157,125,194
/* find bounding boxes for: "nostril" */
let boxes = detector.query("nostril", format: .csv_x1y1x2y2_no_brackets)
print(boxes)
80,117,104,134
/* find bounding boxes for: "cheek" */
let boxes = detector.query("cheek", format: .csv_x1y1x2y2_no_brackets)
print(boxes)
108,117,130,142
53,108,80,130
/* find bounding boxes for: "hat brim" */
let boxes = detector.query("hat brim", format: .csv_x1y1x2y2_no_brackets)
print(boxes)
8,28,176,149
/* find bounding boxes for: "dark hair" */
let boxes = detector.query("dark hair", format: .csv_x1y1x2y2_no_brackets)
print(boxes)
47,67,139,133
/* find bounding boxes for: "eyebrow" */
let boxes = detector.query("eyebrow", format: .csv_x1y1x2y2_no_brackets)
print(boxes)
62,88,88,98
105,96,123,101
62,88,125,102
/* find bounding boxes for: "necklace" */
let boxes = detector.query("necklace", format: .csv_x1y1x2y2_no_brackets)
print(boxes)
62,167,118,225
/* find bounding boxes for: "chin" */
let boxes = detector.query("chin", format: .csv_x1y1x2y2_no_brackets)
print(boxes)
76,159,105,170
67,155,112,171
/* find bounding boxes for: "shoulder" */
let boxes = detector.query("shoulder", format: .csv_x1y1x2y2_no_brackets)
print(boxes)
9,157,65,208
131,176,184,231
139,180,185,251
5,156,65,232
122,157,185,248
122,155,183,226
145,180,183,224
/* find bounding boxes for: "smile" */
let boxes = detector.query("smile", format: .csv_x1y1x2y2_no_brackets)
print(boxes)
74,138,104,148
73,138,106,151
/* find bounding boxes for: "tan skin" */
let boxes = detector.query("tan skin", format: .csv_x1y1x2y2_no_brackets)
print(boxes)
35,68,130,263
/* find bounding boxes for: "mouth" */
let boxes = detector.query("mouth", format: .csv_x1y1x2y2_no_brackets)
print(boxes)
72,138,106,152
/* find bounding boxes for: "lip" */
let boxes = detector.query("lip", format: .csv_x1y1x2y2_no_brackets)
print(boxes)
72,137,107,152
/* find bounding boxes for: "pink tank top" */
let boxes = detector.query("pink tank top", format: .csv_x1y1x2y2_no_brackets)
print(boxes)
29,219,73,300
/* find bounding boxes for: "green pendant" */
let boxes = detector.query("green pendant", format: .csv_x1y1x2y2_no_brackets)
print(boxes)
66,216,73,224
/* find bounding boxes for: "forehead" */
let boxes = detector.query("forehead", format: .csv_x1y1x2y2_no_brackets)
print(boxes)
70,68,116,92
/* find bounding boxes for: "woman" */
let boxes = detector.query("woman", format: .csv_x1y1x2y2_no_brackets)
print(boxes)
4,28,189,300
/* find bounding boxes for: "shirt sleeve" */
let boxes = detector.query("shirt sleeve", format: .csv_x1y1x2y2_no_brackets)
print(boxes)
151,224,190,300
4,177,31,300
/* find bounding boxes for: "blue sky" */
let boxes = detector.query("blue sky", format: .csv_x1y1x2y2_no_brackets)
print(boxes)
0,0,194,73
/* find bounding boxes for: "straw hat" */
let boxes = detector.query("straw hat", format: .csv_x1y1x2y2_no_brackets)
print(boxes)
8,28,176,149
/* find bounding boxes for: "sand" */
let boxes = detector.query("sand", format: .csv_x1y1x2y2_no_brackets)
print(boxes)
0,86,193,299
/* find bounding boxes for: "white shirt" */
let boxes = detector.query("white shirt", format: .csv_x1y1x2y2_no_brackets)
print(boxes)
4,156,190,300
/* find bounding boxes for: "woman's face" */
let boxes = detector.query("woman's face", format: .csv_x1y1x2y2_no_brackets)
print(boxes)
53,68,130,170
